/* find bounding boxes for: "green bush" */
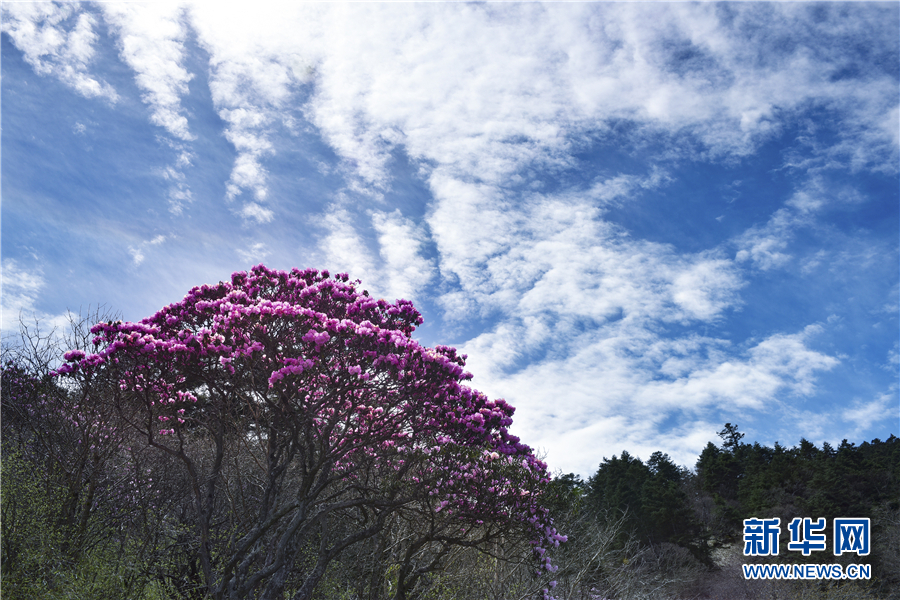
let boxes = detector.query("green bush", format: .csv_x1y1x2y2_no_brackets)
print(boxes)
1,451,165,600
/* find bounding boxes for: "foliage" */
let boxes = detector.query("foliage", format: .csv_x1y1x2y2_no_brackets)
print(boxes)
695,424,899,534
587,451,707,560
1,449,169,600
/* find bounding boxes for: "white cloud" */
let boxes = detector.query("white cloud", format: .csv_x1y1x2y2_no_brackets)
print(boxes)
2,3,117,101
671,258,744,322
128,235,168,266
10,3,896,213
1,259,69,334
239,202,274,225
167,186,193,216
371,210,435,302
319,206,378,287
102,3,194,142
734,207,796,271
142,2,899,262
102,4,197,216
841,389,897,437
161,164,194,215
186,3,306,204
533,417,723,474
886,343,900,372
314,205,434,301
237,242,271,265
178,4,896,363
422,176,767,474
464,321,839,475
1,259,44,333
639,325,839,410
226,149,272,202
734,178,867,271
268,2,896,192
426,173,742,328
415,168,765,467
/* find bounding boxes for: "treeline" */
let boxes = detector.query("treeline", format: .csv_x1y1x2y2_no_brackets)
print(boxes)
543,424,900,599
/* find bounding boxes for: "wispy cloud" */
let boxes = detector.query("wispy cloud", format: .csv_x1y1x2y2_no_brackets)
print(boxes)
186,3,310,212
319,205,377,287
284,3,897,189
734,178,868,271
734,207,799,271
430,175,742,326
236,242,270,266
102,4,194,142
239,202,274,225
128,235,167,266
102,3,196,215
372,209,435,302
159,165,194,215
1,259,70,334
314,205,436,303
466,322,839,475
1,259,44,333
841,388,897,437
2,3,117,102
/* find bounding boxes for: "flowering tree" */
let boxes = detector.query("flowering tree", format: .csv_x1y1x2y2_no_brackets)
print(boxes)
55,266,564,600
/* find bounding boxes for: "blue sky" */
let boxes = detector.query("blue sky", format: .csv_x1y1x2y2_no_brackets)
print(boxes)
2,2,898,477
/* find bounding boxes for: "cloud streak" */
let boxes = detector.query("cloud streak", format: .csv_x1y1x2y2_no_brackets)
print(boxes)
101,3,196,215
102,4,193,142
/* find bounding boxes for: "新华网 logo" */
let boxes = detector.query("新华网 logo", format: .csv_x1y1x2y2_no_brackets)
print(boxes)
743,517,870,557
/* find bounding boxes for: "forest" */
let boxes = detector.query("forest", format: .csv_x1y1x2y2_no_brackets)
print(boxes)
2,266,898,600
544,425,898,600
